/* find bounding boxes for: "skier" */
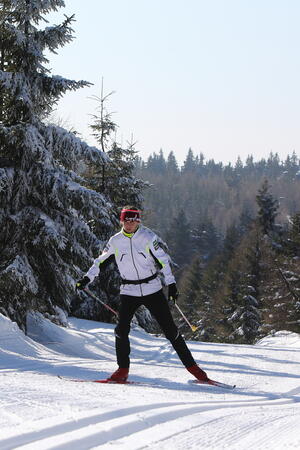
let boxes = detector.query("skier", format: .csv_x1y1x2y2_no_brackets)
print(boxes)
76,206,209,383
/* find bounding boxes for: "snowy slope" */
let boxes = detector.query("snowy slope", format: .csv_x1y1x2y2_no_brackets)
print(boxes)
0,313,300,449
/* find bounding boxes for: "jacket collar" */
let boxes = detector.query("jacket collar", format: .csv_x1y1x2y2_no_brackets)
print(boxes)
122,225,140,238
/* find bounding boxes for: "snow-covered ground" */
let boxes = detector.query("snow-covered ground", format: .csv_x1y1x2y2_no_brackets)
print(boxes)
0,313,299,449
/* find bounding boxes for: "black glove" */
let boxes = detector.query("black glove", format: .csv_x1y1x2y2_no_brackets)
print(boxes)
76,276,90,290
168,283,179,304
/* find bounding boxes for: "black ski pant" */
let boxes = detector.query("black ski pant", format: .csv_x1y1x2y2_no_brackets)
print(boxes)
114,289,196,369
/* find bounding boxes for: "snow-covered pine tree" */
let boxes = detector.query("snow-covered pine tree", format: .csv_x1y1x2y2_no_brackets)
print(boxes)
234,291,261,343
220,229,262,344
259,216,300,335
0,0,115,330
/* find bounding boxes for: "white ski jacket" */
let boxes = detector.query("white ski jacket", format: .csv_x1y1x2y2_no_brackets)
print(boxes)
86,226,175,297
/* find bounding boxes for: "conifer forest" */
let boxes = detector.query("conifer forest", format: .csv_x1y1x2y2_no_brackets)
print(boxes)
0,1,299,344
137,149,300,343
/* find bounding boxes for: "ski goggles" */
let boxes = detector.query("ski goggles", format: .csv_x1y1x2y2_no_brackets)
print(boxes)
120,209,141,222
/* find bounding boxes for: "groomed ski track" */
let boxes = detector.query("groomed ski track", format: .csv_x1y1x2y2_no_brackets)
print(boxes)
0,314,299,449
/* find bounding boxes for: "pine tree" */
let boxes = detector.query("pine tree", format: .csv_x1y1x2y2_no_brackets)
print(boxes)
0,1,115,330
256,179,279,235
166,151,179,174
235,156,243,171
157,149,167,173
106,139,148,210
264,215,300,334
238,206,254,235
191,217,220,262
189,258,219,342
256,179,278,234
245,154,254,173
89,79,117,154
88,78,117,191
235,291,261,343
182,148,196,173
165,209,192,271
266,152,281,177
232,236,261,343
219,228,262,344
179,255,203,313
146,150,166,174
88,84,149,213
221,265,245,339
178,254,217,341
286,212,300,257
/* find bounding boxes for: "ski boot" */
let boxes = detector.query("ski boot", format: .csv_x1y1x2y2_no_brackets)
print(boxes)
107,367,129,382
187,364,209,382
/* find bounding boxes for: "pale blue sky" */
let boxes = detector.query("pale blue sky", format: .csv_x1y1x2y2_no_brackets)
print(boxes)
47,0,300,165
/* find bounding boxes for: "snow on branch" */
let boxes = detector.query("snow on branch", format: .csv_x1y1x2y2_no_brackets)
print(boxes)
45,125,109,169
2,254,38,295
8,1,66,23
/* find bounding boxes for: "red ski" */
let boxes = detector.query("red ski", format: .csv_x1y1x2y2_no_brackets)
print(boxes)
58,375,235,389
190,379,236,390
83,379,140,385
58,375,144,385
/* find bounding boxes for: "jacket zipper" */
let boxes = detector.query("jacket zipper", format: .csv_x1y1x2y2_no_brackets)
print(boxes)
130,238,143,296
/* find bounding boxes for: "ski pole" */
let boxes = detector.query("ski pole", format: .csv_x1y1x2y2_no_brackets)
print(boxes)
175,303,198,332
83,288,119,318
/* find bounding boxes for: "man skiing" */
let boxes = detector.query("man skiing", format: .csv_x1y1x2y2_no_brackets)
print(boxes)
76,206,209,383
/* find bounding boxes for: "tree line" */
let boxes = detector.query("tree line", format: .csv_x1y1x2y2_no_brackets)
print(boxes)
136,150,300,342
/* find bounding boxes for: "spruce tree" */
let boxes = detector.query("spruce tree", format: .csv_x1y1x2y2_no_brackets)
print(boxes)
189,258,218,342
88,79,117,192
219,229,262,344
177,255,216,341
0,0,115,330
256,179,279,235
166,151,179,174
165,209,192,271
88,84,149,212
179,255,203,313
182,148,196,173
191,217,220,262
106,140,148,210
231,236,261,343
286,212,300,257
235,292,261,343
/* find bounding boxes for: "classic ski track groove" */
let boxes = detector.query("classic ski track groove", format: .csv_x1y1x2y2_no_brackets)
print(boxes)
142,408,300,450
1,395,299,449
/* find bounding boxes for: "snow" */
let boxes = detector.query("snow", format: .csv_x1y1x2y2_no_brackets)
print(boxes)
0,313,300,449
257,330,300,348
3,255,38,295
